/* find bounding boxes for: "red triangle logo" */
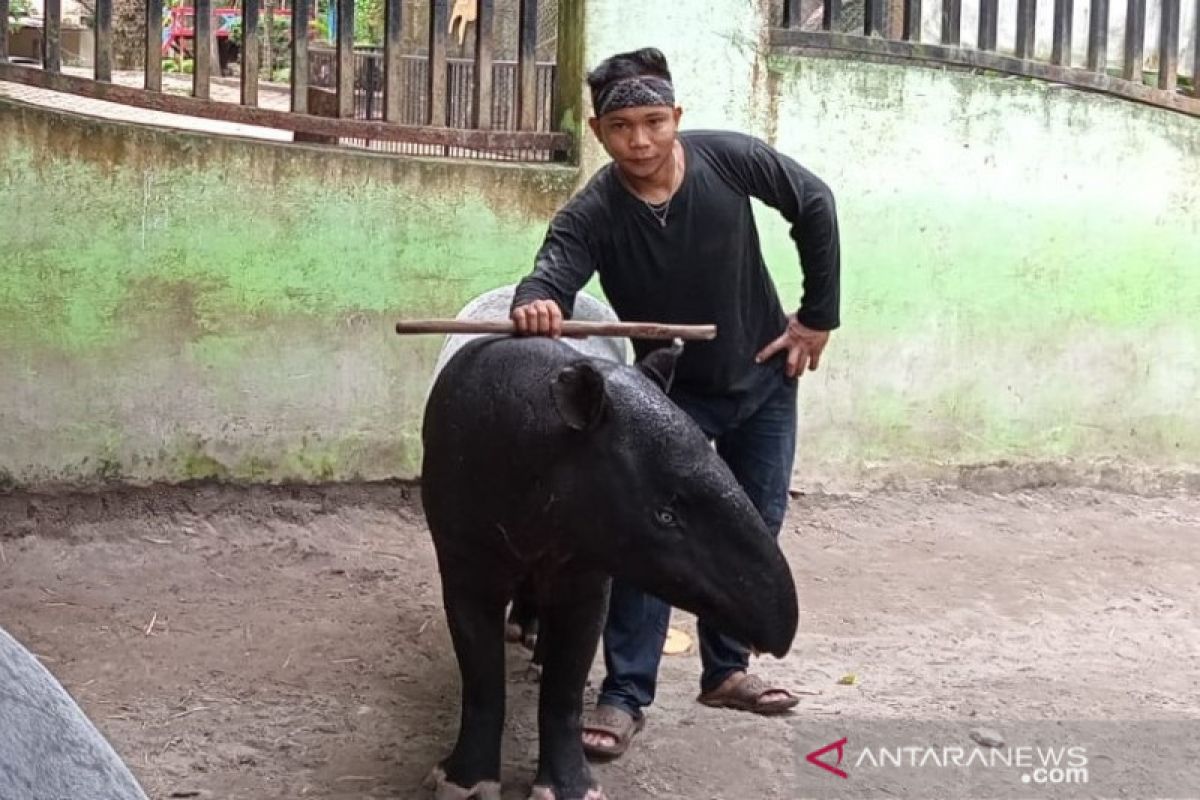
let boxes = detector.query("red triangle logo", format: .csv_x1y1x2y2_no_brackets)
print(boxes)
806,737,849,779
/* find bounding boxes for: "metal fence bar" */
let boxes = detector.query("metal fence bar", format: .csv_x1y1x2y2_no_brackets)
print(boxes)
1087,0,1109,70
411,56,425,125
0,0,8,63
241,0,260,106
1194,0,1200,98
1157,0,1180,90
863,0,885,35
452,58,469,126
337,0,354,117
1051,0,1074,65
94,0,113,81
43,0,61,72
428,0,449,126
384,0,402,122
193,0,213,99
941,0,962,45
291,0,310,112
783,0,803,27
265,0,276,88
1123,0,1145,81
902,0,922,41
364,53,380,119
978,0,999,50
493,60,511,128
474,0,495,129
538,61,554,131
145,0,162,90
518,0,538,131
824,0,843,30
1015,0,1037,57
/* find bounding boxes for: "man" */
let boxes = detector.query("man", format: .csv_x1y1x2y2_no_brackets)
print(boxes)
509,47,841,759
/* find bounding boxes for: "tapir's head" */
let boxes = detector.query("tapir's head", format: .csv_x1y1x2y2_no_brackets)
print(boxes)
546,342,798,658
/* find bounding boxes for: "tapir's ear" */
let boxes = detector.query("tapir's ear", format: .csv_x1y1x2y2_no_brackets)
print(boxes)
551,362,608,432
636,338,684,394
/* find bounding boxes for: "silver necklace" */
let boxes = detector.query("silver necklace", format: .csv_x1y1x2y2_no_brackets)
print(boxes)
633,148,681,228
644,196,672,227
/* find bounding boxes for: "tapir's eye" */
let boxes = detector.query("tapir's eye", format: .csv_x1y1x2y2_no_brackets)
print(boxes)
655,508,678,527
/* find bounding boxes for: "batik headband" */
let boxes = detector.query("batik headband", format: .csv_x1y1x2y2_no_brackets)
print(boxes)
593,76,676,116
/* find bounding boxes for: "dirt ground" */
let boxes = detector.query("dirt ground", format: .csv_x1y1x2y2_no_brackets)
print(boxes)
1,482,1197,799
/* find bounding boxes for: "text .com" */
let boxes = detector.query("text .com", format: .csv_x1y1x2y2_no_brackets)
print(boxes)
1024,766,1090,785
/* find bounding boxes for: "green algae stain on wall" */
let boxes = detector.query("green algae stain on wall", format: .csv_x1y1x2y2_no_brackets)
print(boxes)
0,143,564,354
0,99,575,486
751,54,1200,476
757,192,1200,337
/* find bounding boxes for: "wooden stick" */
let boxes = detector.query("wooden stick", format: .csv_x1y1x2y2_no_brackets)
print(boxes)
394,319,717,340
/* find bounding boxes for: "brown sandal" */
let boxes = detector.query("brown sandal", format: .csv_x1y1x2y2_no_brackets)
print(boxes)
581,704,645,761
697,672,799,715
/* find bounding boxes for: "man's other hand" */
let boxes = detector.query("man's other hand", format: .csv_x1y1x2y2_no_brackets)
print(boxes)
511,299,564,337
755,314,830,378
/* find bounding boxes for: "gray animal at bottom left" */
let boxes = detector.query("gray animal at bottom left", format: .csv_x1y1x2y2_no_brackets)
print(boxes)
0,625,149,800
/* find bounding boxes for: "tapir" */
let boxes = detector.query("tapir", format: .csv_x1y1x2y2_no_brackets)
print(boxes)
420,288,799,800
428,286,629,657
0,625,149,800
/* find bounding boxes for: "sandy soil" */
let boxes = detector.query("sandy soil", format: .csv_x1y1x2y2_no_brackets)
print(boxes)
1,482,1197,799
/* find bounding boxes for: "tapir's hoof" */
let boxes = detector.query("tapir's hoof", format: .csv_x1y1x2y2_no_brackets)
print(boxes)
528,787,607,800
423,766,502,800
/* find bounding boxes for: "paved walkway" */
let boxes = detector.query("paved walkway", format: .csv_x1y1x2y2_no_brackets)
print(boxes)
0,66,293,141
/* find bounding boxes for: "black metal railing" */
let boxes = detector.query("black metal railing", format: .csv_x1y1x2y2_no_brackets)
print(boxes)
308,48,554,129
0,0,571,160
302,46,556,158
775,0,1199,116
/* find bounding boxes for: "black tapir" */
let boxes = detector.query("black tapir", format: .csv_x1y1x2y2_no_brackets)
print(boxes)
420,324,799,800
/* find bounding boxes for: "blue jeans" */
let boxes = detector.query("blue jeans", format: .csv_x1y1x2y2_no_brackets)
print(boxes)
598,364,798,717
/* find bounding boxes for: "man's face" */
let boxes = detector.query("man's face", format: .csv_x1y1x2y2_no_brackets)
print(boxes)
589,105,683,180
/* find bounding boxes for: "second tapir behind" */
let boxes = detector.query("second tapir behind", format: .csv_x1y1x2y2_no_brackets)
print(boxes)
421,327,799,800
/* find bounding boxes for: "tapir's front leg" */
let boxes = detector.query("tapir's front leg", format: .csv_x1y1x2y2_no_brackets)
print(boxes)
426,564,508,800
530,568,610,800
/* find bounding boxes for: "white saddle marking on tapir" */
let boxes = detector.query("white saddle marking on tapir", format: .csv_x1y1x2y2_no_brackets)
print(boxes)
429,285,630,387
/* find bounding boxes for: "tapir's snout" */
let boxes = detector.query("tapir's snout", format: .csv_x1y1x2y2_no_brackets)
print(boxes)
691,570,797,661
762,577,799,658
748,549,799,659
766,621,798,659
615,516,800,662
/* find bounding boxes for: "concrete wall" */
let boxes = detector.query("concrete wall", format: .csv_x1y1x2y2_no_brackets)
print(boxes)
0,101,575,485
763,57,1200,486
1,0,1198,489
583,0,1200,488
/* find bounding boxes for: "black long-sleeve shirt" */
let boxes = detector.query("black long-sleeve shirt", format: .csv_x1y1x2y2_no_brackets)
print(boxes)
512,129,841,397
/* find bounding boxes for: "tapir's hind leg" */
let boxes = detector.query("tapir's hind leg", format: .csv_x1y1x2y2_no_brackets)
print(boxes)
530,568,610,800
426,559,509,800
506,576,540,653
